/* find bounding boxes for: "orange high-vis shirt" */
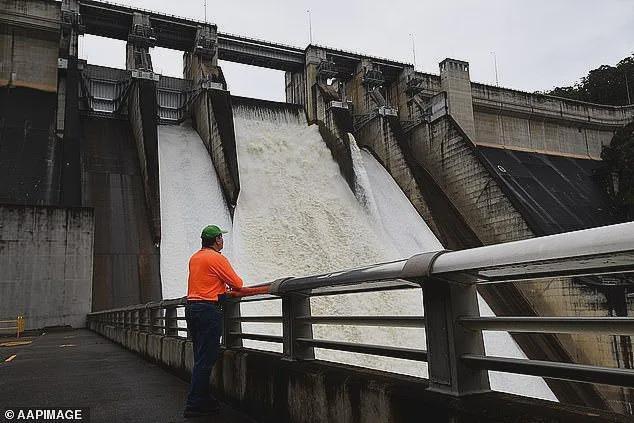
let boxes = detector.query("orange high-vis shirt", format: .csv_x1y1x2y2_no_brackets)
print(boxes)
187,248,244,301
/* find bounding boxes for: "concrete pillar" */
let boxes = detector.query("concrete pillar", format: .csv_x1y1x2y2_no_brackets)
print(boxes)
348,59,370,116
285,70,306,106
58,0,81,63
126,12,155,71
390,65,417,122
0,0,60,91
284,47,330,122
185,24,239,210
124,13,161,245
285,47,351,123
346,58,390,117
439,58,476,140
57,0,84,206
183,24,220,87
304,47,327,123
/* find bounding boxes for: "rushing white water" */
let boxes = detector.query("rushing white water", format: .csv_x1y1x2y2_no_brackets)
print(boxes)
231,103,399,281
158,101,555,402
158,123,233,299
230,100,428,374
353,139,443,256
355,145,556,401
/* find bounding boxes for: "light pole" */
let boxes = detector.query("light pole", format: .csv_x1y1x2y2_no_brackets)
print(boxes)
625,70,631,105
307,10,313,44
410,33,416,69
491,51,499,87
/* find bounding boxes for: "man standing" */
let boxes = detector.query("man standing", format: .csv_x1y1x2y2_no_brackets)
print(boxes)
184,224,244,418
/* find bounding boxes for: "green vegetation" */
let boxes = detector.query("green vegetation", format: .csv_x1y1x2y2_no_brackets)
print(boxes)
545,54,634,221
544,55,634,106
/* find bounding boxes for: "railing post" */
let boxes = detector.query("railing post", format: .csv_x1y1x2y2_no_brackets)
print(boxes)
423,278,490,396
282,293,314,361
150,307,161,334
16,316,23,338
132,309,138,331
165,304,178,337
140,307,148,332
222,298,243,349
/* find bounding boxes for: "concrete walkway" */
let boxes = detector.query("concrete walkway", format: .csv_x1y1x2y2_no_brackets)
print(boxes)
0,329,256,423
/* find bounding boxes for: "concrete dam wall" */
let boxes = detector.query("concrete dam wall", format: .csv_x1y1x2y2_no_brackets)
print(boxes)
0,204,93,329
81,116,162,311
402,113,629,409
0,0,60,92
0,87,60,205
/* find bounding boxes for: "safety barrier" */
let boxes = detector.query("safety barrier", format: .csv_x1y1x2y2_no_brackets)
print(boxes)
0,316,26,338
87,221,634,397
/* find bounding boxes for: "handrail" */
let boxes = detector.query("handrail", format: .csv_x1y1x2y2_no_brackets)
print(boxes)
87,221,634,401
462,355,634,388
431,221,634,282
260,222,634,295
459,317,634,335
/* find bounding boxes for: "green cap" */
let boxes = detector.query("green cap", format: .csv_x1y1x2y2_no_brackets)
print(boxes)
201,225,228,240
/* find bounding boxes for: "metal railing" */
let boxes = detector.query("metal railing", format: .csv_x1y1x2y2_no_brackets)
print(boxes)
87,221,634,397
0,316,26,338
88,298,188,338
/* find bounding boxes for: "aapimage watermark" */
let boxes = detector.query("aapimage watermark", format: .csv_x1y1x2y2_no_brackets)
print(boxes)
2,408,89,422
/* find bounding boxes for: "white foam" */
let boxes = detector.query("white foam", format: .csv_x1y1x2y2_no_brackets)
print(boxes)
231,104,399,283
231,103,426,373
158,122,233,300
358,145,443,256
158,104,556,402
356,141,556,401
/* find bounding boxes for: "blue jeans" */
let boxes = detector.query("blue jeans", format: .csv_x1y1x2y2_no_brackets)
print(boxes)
185,302,223,410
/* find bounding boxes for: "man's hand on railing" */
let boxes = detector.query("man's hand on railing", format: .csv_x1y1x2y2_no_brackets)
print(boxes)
227,284,271,298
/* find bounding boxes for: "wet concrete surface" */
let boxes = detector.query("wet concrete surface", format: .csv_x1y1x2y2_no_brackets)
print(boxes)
0,329,256,423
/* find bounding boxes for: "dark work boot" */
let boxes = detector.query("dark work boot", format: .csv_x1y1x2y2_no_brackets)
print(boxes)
183,401,220,418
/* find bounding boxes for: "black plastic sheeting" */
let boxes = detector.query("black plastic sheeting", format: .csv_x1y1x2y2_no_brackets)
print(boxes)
81,116,161,311
477,146,613,236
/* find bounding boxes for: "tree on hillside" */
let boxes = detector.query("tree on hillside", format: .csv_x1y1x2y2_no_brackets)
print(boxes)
601,121,634,221
544,55,634,106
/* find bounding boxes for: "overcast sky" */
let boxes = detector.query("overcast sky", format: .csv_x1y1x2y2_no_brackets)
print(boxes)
79,0,634,101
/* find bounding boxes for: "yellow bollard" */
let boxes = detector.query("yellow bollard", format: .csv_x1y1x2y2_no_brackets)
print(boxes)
16,316,25,338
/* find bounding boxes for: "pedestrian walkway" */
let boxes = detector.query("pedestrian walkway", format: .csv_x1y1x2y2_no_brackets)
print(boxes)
0,329,255,423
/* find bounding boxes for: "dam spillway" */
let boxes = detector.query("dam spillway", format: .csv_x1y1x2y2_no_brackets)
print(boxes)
3,0,633,414
156,96,555,401
157,123,233,300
